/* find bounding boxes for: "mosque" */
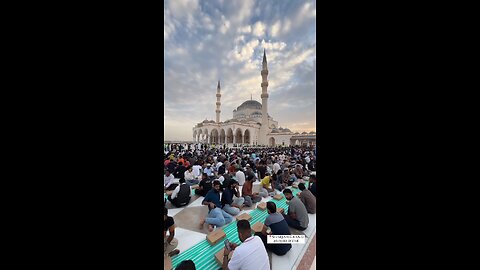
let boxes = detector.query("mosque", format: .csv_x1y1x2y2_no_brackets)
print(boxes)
192,50,316,147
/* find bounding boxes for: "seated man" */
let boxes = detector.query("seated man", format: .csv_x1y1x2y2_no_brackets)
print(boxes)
255,202,292,256
242,174,262,207
164,170,178,191
298,183,316,214
167,178,191,208
272,169,283,191
307,174,317,197
199,181,233,231
203,163,214,179
260,172,276,197
164,207,180,257
217,170,227,188
221,180,245,216
294,164,304,179
184,166,199,186
173,161,187,180
282,189,309,231
174,260,196,270
222,220,270,270
194,173,212,197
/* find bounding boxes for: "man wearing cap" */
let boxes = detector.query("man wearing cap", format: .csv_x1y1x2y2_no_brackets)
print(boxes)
204,163,214,179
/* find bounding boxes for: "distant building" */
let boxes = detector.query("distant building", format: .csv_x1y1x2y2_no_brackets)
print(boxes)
192,50,315,147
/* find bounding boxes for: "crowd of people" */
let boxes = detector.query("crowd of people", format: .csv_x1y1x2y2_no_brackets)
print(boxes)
163,144,317,270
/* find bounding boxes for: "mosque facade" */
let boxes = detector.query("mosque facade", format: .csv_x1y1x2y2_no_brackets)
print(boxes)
192,50,316,147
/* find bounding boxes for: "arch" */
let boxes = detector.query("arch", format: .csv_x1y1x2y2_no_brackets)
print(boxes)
269,137,275,146
235,128,243,144
220,129,226,144
203,128,209,143
197,129,203,143
295,139,300,145
244,129,251,145
210,129,219,144
193,130,197,142
226,128,234,144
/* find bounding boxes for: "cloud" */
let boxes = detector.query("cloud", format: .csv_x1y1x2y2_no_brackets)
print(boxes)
252,21,266,37
163,0,316,140
270,20,282,37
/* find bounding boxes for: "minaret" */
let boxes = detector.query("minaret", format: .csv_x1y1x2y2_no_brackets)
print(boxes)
259,49,269,145
216,80,221,123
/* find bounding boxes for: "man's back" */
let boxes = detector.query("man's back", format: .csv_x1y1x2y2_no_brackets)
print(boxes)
192,165,202,177
235,171,245,186
299,189,316,214
228,236,270,270
288,197,309,228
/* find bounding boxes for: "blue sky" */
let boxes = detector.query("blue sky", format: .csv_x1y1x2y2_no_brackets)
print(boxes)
164,0,316,141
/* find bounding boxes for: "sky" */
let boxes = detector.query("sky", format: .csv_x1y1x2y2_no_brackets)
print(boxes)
164,0,316,141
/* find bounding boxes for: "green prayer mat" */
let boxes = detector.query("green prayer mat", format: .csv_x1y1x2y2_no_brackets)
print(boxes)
170,182,307,270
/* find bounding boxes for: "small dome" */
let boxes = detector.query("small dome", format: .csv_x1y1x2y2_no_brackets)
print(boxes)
294,132,299,134
202,120,209,123
271,129,279,133
309,131,315,134
302,132,307,134
284,128,291,132
209,120,216,123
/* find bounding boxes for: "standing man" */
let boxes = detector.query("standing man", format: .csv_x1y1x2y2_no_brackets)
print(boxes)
282,189,309,231
222,220,270,270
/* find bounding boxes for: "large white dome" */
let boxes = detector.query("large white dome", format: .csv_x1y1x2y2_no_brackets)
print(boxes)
236,100,262,111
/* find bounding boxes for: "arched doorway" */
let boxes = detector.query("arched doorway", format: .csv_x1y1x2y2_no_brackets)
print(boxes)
295,139,300,145
197,130,202,143
235,128,243,144
269,137,275,146
203,129,208,143
227,128,233,144
210,129,219,144
220,129,226,144
244,129,250,145
193,130,197,142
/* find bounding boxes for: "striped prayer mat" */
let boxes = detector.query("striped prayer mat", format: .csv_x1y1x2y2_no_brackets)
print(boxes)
170,182,307,270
